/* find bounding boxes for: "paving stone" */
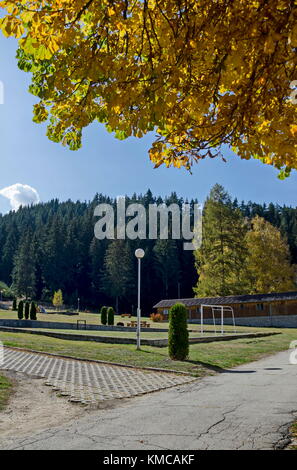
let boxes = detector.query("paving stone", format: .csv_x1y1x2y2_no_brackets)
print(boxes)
1,347,195,405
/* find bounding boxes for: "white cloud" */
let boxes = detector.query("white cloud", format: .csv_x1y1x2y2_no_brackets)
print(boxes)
0,184,40,211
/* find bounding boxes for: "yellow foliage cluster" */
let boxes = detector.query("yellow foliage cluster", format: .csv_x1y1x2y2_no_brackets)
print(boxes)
245,216,296,293
1,0,297,174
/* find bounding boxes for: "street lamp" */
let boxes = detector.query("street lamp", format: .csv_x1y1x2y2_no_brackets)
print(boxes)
77,297,80,313
135,248,145,350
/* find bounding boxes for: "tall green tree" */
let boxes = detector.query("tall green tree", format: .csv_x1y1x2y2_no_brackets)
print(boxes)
30,302,37,320
107,306,115,326
101,240,135,313
24,301,30,320
153,239,180,299
100,306,107,325
0,223,19,284
17,300,24,320
245,216,296,293
12,231,36,299
194,184,248,297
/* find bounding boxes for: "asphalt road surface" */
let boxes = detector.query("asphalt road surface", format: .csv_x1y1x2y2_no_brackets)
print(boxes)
0,349,297,450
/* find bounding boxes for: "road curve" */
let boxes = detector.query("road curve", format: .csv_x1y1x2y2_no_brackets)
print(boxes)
0,349,297,450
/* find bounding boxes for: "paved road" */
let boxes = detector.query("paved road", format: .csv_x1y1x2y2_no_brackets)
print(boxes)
1,349,297,450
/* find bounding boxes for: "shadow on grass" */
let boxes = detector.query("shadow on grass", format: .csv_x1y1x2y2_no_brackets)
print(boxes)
184,358,256,374
139,347,257,374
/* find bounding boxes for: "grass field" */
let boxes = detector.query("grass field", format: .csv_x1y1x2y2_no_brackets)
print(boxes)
0,374,13,410
0,327,296,375
1,308,296,430
14,328,240,339
0,308,262,334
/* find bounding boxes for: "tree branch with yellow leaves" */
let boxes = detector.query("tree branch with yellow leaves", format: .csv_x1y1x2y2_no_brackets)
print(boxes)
1,0,297,177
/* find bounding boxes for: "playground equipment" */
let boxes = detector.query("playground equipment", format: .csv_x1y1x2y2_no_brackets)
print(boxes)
200,305,236,335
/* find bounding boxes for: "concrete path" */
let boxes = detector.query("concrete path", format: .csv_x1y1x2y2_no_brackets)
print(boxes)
0,349,297,450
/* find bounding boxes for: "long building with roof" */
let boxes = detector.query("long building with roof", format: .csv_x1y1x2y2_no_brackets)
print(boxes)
153,291,297,327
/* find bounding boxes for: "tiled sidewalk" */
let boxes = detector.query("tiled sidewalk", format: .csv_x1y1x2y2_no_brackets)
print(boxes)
1,347,195,405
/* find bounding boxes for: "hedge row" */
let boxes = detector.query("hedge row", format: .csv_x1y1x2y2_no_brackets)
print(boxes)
17,300,37,320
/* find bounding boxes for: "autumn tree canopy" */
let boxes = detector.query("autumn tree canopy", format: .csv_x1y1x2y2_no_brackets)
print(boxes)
245,216,296,293
194,187,296,297
1,0,297,175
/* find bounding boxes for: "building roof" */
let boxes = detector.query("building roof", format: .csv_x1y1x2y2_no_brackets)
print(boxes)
153,291,297,308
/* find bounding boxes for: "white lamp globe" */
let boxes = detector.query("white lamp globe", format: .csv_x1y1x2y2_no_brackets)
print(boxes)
135,248,145,259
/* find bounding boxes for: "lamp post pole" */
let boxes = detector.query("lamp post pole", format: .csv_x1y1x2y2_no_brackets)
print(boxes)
77,297,80,313
135,248,145,351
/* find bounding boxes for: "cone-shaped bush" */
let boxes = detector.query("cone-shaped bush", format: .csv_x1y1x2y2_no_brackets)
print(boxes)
17,300,24,320
24,301,30,320
100,306,107,325
12,298,17,311
168,303,189,360
107,307,115,326
30,302,37,320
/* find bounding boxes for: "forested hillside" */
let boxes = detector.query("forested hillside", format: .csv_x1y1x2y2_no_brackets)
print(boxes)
0,190,197,314
0,188,297,314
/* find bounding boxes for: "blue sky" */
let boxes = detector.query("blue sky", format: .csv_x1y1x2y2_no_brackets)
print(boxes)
0,34,297,214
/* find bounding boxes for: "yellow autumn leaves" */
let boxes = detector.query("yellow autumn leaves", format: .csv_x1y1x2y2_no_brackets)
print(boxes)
0,0,297,175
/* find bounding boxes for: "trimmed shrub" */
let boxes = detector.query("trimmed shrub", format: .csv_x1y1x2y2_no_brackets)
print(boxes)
24,301,30,320
107,307,115,326
17,300,24,320
30,302,37,320
100,306,107,325
168,303,189,361
12,298,17,311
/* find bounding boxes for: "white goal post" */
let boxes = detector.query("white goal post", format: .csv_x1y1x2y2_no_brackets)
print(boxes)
200,305,236,335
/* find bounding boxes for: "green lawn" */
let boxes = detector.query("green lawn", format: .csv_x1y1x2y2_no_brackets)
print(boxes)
0,374,13,410
16,328,234,339
0,308,262,334
0,327,296,375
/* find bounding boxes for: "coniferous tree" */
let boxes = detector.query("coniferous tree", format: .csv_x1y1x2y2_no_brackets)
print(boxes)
30,302,37,320
194,185,248,297
168,303,189,360
0,223,19,284
107,306,115,326
17,300,24,320
24,301,30,319
12,231,36,299
0,190,296,314
101,240,135,313
100,306,107,325
153,239,180,299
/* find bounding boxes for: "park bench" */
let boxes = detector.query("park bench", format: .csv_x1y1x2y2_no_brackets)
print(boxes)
121,313,132,318
127,320,150,328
